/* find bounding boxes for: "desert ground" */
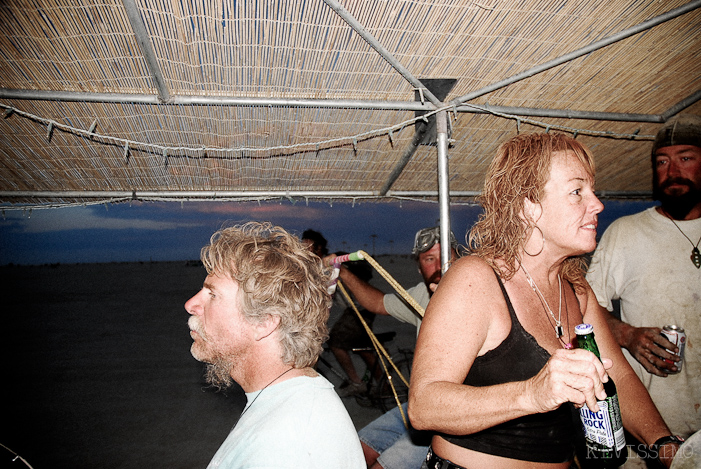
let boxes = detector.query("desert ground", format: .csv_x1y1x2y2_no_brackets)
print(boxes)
1,255,420,468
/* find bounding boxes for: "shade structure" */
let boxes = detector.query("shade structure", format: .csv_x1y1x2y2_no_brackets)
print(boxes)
1,0,700,209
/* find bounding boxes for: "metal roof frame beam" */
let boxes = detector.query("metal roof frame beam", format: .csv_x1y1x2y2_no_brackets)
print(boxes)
448,0,701,108
379,130,424,196
0,190,650,200
322,0,442,107
661,90,701,120
3,88,698,124
122,0,171,103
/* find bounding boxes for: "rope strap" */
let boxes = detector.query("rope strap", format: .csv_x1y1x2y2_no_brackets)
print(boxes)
355,250,425,317
332,249,425,429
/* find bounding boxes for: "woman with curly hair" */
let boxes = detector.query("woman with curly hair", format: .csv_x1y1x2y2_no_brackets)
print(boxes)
409,133,679,468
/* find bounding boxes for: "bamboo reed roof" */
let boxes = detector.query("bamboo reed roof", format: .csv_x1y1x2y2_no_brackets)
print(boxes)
1,0,700,208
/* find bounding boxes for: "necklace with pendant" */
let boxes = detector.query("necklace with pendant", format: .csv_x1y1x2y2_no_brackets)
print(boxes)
521,264,573,349
237,367,295,422
662,209,701,269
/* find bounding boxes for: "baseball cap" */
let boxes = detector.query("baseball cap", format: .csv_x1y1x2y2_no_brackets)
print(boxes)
652,114,701,155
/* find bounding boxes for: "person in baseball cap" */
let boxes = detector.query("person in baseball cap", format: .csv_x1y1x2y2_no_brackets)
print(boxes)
586,114,701,462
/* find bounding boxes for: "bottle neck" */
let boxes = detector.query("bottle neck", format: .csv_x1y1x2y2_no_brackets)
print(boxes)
575,333,601,359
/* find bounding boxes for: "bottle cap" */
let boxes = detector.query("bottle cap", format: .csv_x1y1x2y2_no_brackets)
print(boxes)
575,323,594,335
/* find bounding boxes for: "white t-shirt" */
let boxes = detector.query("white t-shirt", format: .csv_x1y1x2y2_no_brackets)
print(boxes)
586,207,701,437
207,374,365,469
383,282,430,336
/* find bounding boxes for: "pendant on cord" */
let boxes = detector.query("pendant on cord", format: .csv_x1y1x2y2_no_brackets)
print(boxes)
692,247,701,269
556,325,564,338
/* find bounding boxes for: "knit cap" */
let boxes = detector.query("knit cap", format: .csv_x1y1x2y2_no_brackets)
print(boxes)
652,114,701,155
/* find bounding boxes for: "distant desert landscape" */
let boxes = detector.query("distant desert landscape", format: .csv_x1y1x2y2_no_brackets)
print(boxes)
1,255,420,468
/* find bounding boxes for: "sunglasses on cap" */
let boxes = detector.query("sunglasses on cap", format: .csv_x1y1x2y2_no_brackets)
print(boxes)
412,226,457,257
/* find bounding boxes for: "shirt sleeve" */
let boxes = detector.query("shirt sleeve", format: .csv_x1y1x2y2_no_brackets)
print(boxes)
382,282,428,327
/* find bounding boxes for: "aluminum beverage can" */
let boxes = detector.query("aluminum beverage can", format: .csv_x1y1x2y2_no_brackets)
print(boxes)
661,325,686,373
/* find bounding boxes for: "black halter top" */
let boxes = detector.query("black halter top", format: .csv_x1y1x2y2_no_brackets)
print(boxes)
441,270,576,463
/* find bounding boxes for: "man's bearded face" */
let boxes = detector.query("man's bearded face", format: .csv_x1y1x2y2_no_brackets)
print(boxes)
653,145,701,219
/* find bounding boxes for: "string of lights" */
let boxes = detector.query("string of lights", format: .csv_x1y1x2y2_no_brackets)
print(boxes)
0,101,654,165
0,100,656,212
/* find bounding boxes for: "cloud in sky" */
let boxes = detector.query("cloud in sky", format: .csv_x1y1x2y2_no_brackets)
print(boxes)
1,199,326,236
0,198,655,265
4,205,199,234
183,200,327,220
0,199,481,265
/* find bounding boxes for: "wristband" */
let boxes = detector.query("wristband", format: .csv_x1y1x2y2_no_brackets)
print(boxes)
650,435,684,465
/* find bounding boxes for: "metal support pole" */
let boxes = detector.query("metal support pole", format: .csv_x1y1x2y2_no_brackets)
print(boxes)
122,0,171,103
436,110,451,273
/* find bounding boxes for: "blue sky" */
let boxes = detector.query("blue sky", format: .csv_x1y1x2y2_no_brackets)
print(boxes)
0,198,656,265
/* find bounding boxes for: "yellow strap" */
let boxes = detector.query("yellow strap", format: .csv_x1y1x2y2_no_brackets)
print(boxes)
357,250,425,317
335,250,425,429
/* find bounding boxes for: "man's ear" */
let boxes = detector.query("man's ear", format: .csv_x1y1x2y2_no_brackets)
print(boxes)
254,314,281,341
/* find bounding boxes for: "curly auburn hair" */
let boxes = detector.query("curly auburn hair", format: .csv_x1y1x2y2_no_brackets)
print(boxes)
200,221,332,368
468,133,596,293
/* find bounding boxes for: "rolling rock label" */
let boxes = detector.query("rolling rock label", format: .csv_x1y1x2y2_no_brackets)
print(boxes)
580,395,626,453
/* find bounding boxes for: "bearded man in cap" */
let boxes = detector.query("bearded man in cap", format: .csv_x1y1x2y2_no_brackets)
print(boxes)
586,115,701,448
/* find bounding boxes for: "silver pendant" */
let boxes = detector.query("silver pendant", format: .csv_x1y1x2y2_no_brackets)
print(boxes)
556,325,564,338
692,247,701,269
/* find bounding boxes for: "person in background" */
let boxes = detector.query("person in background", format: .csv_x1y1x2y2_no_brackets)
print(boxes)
326,256,381,397
300,229,380,396
586,114,700,460
185,221,365,468
326,226,458,469
409,133,680,469
302,228,329,258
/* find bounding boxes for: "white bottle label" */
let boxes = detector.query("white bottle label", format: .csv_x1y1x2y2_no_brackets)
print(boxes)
579,395,625,451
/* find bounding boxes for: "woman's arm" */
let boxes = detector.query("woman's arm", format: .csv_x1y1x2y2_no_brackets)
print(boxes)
579,286,679,465
409,256,608,435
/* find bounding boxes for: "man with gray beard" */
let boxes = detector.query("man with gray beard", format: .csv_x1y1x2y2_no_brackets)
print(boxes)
186,221,364,469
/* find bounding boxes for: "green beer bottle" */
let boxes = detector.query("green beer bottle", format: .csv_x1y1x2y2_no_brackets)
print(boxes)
575,323,627,467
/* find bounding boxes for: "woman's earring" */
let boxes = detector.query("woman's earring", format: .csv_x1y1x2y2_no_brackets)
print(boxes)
523,225,544,257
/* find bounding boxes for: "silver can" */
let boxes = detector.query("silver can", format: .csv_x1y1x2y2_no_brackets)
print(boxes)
661,324,686,373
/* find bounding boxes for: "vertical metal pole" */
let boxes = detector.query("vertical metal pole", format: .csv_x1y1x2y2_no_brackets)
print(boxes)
436,110,451,273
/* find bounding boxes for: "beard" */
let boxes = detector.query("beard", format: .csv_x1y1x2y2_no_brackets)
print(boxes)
204,361,235,389
426,270,441,285
189,316,236,390
654,177,701,219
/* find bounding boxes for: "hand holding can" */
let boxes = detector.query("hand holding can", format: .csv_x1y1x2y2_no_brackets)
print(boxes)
660,325,686,373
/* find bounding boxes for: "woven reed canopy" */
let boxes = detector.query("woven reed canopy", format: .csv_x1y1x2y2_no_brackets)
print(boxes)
1,0,700,209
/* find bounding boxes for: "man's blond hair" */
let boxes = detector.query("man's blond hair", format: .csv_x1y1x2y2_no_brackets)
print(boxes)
201,221,332,368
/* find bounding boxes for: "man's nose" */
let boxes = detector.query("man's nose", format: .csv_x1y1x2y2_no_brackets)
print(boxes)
185,293,200,315
667,158,683,178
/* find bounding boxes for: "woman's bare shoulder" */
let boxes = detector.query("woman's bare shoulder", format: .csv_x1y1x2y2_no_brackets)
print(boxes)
425,254,508,356
446,255,497,283
451,253,491,269
432,255,502,304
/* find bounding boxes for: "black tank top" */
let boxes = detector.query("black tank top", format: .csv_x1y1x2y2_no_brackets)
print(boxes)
441,270,576,463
